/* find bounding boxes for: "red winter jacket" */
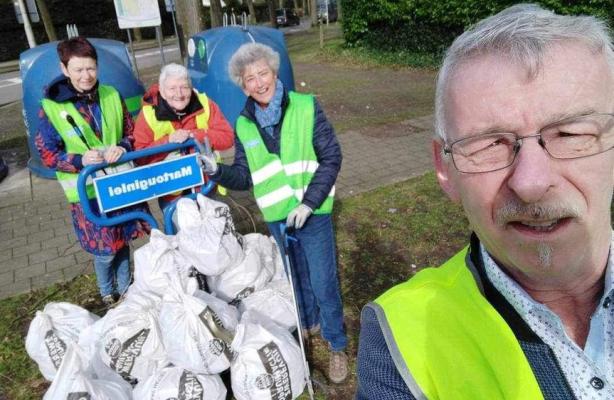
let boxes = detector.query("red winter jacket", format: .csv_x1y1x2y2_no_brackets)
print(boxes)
133,83,234,165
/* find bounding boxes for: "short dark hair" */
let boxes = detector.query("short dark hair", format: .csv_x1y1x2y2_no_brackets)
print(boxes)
57,37,97,67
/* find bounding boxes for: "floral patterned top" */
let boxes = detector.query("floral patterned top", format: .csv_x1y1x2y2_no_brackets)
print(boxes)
36,77,150,255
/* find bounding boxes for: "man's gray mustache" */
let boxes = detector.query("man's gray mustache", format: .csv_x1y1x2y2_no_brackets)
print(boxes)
495,200,581,225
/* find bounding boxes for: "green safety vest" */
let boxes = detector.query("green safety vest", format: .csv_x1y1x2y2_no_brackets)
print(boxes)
41,84,123,203
141,91,210,141
236,91,335,222
371,247,544,400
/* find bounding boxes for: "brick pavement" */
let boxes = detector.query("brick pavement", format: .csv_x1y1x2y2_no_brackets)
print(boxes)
0,115,435,299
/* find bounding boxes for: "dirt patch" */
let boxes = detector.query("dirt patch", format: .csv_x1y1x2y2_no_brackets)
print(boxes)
292,62,436,134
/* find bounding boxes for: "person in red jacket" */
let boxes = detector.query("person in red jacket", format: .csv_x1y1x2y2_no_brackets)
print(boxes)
134,63,234,210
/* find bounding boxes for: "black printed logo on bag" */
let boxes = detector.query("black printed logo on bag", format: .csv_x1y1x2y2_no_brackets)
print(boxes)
67,393,91,400
257,341,292,400
176,370,204,400
44,330,66,369
106,328,150,383
214,206,243,246
229,287,254,307
198,307,235,360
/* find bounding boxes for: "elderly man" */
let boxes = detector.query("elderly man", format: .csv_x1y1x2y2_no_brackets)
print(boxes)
134,63,234,209
356,4,614,399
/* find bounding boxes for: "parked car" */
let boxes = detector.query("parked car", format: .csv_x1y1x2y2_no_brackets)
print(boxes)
276,8,300,27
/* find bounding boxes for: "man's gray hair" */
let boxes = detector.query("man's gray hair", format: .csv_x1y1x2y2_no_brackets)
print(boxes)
159,63,191,88
228,43,280,88
435,3,614,141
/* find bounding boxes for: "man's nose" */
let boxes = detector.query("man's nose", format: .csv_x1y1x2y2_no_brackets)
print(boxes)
506,136,555,203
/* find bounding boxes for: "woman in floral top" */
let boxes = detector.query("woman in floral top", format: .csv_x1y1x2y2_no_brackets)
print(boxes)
35,37,149,305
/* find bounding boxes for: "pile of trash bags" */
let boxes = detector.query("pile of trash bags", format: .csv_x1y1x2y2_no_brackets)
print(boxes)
25,194,306,399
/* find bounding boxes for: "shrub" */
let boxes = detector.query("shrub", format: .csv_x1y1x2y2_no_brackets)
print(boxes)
341,0,614,59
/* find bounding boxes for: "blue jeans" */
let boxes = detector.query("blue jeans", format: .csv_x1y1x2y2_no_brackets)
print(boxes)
268,214,347,351
93,246,131,297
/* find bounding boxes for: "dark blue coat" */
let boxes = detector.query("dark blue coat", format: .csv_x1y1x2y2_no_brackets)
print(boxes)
212,90,342,211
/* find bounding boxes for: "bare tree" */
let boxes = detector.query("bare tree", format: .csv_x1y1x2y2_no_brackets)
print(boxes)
267,0,277,28
133,28,142,42
175,0,207,60
35,0,56,41
209,0,223,28
245,0,257,24
310,0,317,25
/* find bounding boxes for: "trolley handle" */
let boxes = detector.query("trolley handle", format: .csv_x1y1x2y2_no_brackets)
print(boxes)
76,138,214,231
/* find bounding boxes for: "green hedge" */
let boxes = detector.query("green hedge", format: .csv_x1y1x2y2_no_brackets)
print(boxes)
340,0,614,58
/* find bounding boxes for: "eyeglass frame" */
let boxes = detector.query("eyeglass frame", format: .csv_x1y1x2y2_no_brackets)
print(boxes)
442,112,614,174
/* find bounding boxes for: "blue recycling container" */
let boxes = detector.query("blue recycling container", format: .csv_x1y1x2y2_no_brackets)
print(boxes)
187,26,295,128
20,39,145,179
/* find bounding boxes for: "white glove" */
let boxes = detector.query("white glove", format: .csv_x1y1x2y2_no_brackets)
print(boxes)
286,204,313,229
200,152,218,175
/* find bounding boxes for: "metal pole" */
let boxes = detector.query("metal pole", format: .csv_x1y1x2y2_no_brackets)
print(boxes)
156,25,166,66
169,1,182,59
16,0,36,48
126,29,140,81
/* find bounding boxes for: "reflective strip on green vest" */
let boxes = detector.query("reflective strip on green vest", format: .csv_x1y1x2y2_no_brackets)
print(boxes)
41,84,124,203
142,91,210,141
372,248,544,399
236,91,335,222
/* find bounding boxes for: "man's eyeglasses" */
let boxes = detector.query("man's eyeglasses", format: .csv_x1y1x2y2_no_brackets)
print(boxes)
443,113,614,173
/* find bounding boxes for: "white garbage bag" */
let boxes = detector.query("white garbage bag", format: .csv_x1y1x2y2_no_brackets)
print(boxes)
238,280,297,331
159,280,239,374
25,302,99,381
133,229,195,295
94,300,166,385
176,195,244,276
207,234,276,304
231,311,306,400
133,364,227,400
43,343,132,400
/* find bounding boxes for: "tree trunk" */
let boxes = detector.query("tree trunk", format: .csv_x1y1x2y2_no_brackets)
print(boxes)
245,0,256,24
175,0,207,60
337,0,342,20
310,0,317,26
267,0,277,28
209,0,223,28
133,28,142,42
292,0,298,10
35,0,56,42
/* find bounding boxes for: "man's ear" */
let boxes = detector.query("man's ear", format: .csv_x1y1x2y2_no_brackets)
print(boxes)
60,62,69,78
432,139,460,202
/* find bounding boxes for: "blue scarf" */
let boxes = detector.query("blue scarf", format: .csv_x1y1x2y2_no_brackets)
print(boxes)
254,79,284,138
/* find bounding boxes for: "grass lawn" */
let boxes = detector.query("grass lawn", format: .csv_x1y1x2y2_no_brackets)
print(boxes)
0,172,469,399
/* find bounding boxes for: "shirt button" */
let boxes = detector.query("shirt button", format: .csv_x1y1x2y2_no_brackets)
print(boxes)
590,377,604,390
604,297,611,308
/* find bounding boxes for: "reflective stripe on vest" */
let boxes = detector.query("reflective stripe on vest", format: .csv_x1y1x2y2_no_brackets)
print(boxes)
371,248,544,399
142,92,210,141
41,84,124,203
236,91,335,222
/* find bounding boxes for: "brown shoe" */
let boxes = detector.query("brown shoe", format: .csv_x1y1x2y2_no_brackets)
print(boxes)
328,351,348,384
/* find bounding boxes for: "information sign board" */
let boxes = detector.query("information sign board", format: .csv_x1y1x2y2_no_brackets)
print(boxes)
113,0,161,29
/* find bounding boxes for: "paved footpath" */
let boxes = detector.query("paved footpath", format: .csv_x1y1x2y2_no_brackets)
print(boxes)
0,114,435,299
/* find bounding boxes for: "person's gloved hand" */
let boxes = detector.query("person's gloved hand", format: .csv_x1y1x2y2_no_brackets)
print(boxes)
286,204,313,229
200,152,218,175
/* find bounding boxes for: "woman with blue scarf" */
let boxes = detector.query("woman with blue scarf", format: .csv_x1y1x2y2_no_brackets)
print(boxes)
202,43,348,383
